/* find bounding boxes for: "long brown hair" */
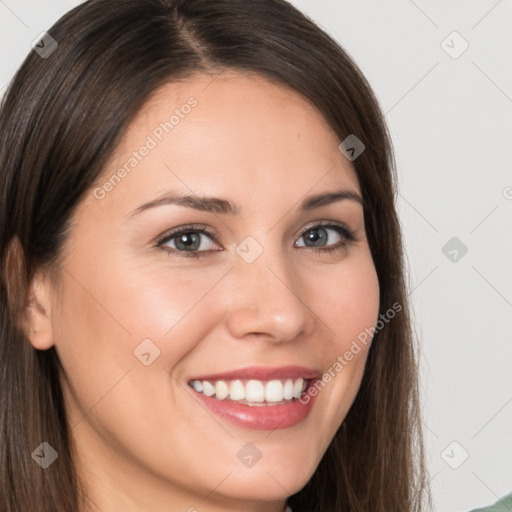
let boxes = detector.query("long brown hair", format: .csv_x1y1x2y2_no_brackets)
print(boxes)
0,1,431,510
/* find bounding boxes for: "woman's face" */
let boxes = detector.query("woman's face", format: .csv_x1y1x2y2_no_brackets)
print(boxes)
35,72,379,511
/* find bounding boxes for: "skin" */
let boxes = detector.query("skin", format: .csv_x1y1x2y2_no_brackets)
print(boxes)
25,72,380,512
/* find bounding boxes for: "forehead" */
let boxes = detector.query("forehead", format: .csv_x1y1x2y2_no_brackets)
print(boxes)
92,71,360,217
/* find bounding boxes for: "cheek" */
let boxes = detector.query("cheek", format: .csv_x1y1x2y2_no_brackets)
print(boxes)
52,257,230,473
52,256,233,444
313,253,380,348
56,249,226,356
305,252,379,430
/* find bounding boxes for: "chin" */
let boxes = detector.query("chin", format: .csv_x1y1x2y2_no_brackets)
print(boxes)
217,457,316,501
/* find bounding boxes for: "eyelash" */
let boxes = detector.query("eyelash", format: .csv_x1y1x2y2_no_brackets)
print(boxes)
156,221,357,259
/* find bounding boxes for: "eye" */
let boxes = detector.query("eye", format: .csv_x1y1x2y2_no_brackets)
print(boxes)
295,222,356,253
157,224,220,258
156,221,356,259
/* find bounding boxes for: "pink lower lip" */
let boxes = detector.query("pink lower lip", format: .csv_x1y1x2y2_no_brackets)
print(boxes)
189,381,318,430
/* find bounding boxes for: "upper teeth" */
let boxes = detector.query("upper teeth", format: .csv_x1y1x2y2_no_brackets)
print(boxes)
189,378,307,402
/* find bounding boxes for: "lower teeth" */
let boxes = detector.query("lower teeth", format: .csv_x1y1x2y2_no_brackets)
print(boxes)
209,396,300,406
243,399,294,407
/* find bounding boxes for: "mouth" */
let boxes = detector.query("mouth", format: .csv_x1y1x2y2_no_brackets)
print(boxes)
184,366,321,429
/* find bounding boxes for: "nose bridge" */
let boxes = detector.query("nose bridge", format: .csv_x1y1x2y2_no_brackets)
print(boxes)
224,235,313,341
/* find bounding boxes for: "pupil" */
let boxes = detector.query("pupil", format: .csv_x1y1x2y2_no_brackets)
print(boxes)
305,227,326,246
177,233,199,251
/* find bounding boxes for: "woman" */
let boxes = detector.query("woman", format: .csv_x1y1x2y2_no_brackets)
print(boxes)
0,0,430,511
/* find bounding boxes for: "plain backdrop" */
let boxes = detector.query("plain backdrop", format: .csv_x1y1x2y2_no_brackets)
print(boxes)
1,1,511,511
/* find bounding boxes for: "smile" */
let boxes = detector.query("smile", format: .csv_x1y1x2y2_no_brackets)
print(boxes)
188,377,309,405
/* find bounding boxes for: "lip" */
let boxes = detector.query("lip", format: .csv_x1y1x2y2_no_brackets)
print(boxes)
185,366,322,431
187,365,321,383
189,378,319,430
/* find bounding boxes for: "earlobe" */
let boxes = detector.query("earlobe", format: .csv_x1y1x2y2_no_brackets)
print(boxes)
22,273,55,351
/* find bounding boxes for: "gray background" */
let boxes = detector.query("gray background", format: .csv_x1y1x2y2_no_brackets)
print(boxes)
1,1,511,510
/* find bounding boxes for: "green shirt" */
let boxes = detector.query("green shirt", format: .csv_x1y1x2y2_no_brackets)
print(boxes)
286,491,512,512
469,492,512,512
286,492,512,511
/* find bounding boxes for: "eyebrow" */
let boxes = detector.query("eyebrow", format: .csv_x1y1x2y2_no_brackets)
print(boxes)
127,188,364,219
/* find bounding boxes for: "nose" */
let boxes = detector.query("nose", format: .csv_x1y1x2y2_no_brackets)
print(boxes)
223,243,315,343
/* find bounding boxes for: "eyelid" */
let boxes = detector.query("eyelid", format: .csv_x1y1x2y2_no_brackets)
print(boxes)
300,219,355,236
156,223,220,248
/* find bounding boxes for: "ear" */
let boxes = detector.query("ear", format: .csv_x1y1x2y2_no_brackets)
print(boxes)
22,272,55,350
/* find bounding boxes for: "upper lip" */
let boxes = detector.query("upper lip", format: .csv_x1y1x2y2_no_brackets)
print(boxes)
187,365,321,382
